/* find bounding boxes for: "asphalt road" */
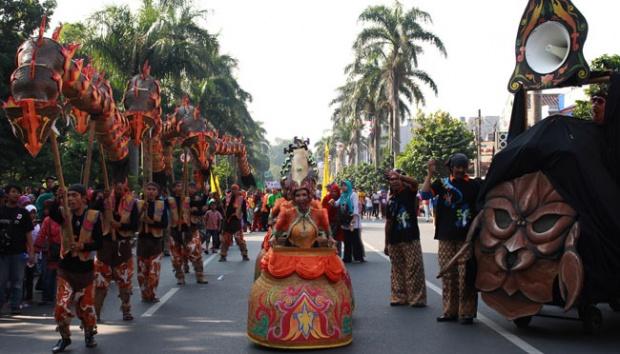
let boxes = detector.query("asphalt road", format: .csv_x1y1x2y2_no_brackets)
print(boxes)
1,220,620,353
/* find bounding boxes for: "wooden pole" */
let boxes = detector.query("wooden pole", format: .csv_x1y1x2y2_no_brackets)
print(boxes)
99,146,110,192
49,132,74,256
99,146,114,240
82,121,96,188
147,137,153,183
182,148,189,197
476,109,482,177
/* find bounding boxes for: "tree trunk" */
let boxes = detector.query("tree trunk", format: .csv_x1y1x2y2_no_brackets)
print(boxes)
391,73,401,161
355,128,361,165
373,120,381,166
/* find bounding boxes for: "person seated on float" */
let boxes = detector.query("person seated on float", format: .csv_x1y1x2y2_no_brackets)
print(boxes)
270,186,333,249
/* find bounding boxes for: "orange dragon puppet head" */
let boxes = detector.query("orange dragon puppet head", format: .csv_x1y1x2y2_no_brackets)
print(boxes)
3,17,66,157
122,61,162,145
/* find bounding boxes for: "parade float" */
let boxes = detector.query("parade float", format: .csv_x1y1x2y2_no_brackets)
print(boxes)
247,138,354,349
441,0,620,333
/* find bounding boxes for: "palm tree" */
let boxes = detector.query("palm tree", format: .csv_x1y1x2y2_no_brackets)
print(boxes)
81,0,218,104
354,2,446,160
330,81,364,165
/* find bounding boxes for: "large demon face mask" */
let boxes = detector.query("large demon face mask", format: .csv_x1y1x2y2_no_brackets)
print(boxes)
476,172,583,319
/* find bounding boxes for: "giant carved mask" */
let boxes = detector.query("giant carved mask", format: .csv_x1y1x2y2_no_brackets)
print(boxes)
475,172,583,319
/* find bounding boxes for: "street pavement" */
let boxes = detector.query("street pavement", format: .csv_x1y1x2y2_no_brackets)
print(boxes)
1,220,620,353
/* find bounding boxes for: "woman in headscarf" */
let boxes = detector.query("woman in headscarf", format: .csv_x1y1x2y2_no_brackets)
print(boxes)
322,183,344,256
336,180,364,263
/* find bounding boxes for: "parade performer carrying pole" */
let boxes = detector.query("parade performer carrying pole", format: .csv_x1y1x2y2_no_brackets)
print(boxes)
93,180,139,321
49,184,103,353
136,182,168,303
169,181,207,284
219,184,250,262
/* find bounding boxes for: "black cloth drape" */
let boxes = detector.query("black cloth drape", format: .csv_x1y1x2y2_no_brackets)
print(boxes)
478,114,620,302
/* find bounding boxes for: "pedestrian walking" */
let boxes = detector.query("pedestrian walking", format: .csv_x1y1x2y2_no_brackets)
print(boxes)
204,201,222,254
0,185,35,315
336,180,364,263
34,203,61,305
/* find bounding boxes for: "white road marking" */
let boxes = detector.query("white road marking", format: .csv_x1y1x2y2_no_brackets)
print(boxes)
217,275,224,280
363,241,543,354
140,253,217,318
203,253,218,268
141,287,179,317
3,315,54,320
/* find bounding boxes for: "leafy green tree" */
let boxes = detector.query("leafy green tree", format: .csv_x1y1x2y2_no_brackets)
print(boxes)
396,111,475,181
213,157,234,190
335,163,387,194
573,54,620,120
268,138,291,181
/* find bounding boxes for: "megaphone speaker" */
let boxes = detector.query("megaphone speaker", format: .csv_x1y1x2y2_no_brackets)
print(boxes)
525,21,570,74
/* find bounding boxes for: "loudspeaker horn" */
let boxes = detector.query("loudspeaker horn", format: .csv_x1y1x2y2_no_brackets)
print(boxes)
525,21,570,74
508,0,589,92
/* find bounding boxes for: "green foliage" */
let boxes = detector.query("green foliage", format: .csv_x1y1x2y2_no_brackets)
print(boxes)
268,138,291,181
335,163,387,194
396,111,475,181
573,54,620,120
213,157,234,189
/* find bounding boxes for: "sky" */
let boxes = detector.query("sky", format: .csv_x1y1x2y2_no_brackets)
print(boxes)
48,0,620,144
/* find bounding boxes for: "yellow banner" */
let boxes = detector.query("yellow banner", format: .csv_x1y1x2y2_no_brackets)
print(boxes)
209,169,222,196
321,143,330,199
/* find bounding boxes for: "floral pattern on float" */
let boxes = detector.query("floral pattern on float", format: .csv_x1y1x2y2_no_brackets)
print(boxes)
248,271,353,349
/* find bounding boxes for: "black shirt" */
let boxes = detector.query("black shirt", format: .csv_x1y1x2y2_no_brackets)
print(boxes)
137,199,169,258
59,210,103,273
430,177,481,241
189,194,208,217
0,206,34,255
386,188,420,244
223,196,246,233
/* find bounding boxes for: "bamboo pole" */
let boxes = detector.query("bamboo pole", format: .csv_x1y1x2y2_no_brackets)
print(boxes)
182,148,189,198
82,121,96,188
99,146,110,192
49,133,74,257
99,146,114,240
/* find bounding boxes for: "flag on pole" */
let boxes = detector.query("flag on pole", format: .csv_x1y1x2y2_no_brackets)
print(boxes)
321,143,330,199
209,169,222,196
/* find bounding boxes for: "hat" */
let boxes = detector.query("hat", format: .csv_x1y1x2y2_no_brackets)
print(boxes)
25,205,37,213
